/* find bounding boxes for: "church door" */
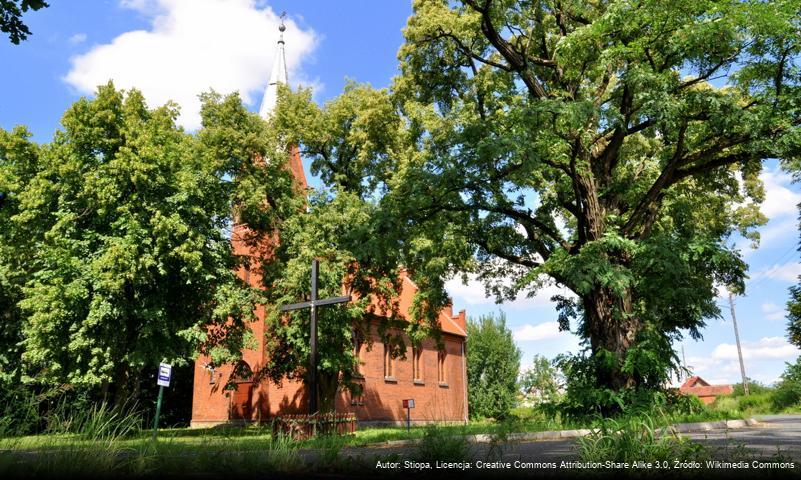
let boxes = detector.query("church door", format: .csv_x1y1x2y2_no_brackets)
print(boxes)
230,382,253,420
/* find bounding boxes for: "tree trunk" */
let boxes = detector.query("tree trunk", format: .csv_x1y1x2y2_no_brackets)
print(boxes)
112,364,130,409
317,372,339,413
584,286,641,391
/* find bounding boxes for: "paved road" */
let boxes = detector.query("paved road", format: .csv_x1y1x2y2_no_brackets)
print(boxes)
682,415,801,459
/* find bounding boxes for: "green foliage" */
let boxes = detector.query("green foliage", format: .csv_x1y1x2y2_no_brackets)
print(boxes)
262,84,473,411
577,415,710,464
788,283,801,348
0,0,48,44
0,384,41,437
45,397,143,442
466,312,521,419
735,393,774,413
772,357,801,411
552,348,705,420
519,354,562,405
382,0,801,397
731,378,772,397
413,425,472,463
0,83,297,404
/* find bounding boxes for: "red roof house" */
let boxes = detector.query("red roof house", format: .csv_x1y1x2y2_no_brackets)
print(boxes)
679,376,733,404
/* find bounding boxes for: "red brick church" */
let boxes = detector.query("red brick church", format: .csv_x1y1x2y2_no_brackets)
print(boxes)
190,23,468,427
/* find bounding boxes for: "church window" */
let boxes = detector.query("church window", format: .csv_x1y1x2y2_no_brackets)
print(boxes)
384,343,395,380
413,347,422,382
352,329,364,378
438,350,447,385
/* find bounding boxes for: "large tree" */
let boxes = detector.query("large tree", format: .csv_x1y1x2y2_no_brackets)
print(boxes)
387,0,801,402
0,83,297,403
261,84,457,411
0,126,40,386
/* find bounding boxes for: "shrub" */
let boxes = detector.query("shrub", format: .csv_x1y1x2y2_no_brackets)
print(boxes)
736,392,773,413
772,358,801,411
732,378,772,396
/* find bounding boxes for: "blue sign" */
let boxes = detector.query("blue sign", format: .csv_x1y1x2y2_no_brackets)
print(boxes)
157,363,172,387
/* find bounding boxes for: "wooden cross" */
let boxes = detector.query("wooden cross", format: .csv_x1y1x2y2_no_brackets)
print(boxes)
279,259,350,414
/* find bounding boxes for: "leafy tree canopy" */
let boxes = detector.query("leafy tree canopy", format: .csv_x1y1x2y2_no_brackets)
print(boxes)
1,0,48,44
0,83,298,403
520,354,562,405
387,0,801,403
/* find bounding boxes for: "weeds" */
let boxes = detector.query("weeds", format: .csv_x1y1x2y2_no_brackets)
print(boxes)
577,414,710,464
413,425,472,463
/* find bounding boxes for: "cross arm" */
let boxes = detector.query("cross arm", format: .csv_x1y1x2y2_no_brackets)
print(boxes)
279,295,352,312
314,295,352,307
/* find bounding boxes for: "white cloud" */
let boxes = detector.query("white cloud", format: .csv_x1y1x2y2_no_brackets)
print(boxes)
64,0,318,130
759,168,801,220
445,272,575,310
761,302,788,322
68,33,87,45
751,261,801,284
711,337,799,361
735,166,800,256
513,322,563,341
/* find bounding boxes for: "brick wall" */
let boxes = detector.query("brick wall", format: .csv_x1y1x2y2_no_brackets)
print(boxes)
191,323,467,427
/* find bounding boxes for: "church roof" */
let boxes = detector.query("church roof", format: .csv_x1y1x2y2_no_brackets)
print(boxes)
258,19,288,119
359,271,467,338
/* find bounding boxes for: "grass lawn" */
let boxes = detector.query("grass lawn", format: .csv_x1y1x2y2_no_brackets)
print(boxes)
0,406,756,477
0,407,746,452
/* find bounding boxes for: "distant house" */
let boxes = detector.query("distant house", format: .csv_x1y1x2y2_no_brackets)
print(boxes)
679,376,733,404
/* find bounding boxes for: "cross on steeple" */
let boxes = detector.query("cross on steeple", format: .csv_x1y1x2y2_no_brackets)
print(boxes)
280,259,351,414
259,14,290,119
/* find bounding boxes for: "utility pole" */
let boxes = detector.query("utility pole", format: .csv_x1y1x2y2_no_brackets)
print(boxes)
681,345,688,380
728,292,750,396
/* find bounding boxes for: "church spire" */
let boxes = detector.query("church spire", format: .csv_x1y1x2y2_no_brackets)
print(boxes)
258,13,289,119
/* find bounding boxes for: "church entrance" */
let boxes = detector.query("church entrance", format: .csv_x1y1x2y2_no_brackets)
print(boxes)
229,361,253,421
230,382,253,420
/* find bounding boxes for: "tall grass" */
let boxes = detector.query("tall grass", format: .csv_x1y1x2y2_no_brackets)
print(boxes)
45,397,143,443
577,414,709,464
134,433,301,476
412,425,472,463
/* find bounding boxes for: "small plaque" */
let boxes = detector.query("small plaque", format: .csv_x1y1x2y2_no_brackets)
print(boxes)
403,399,415,409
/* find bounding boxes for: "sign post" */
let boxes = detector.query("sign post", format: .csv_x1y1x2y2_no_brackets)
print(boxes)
402,399,415,431
152,363,172,441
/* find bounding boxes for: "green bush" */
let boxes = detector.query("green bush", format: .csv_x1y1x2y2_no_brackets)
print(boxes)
732,379,772,396
736,392,773,412
710,396,738,413
509,406,543,422
772,358,801,411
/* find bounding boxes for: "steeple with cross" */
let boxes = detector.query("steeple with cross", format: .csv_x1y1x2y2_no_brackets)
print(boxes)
259,12,289,119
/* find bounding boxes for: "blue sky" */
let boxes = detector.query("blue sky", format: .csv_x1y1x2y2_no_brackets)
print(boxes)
2,0,799,385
